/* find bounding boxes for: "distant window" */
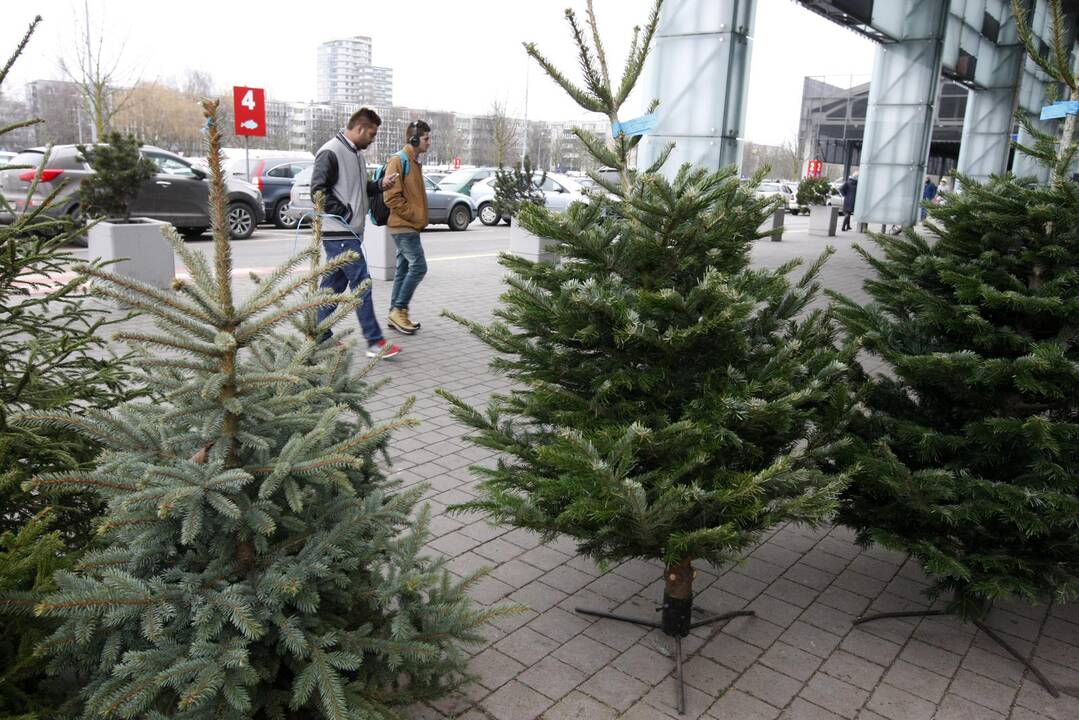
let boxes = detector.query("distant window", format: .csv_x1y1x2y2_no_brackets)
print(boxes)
146,154,196,177
982,12,1000,43
956,49,977,82
266,164,291,178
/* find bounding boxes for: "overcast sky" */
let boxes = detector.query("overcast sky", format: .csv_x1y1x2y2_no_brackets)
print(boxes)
2,0,876,146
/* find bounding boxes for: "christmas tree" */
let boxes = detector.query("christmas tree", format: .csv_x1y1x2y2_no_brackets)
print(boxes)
492,155,545,221
833,0,1079,630
26,99,508,720
439,0,854,706
0,17,138,719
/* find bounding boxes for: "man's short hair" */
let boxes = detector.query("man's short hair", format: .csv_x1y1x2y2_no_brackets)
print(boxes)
347,107,382,129
405,120,431,142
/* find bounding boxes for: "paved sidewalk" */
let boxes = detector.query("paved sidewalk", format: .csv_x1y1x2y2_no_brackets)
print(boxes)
102,225,1079,719
353,226,1079,720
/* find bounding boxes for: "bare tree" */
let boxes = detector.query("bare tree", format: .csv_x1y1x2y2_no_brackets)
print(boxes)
487,99,520,167
59,1,144,140
113,81,203,154
181,70,215,98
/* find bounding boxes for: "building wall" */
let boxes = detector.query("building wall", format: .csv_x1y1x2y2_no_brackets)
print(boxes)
316,36,392,106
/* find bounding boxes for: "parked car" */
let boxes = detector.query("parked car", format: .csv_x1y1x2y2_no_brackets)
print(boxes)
0,144,264,241
287,166,476,231
0,150,15,166
436,166,495,196
825,181,846,214
754,180,797,214
470,172,590,225
250,158,312,228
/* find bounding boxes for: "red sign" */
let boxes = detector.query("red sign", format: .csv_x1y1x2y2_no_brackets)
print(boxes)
453,157,461,169
233,86,266,137
807,159,823,177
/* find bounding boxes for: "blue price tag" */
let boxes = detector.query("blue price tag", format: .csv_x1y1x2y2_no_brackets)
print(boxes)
1039,100,1079,120
611,112,657,138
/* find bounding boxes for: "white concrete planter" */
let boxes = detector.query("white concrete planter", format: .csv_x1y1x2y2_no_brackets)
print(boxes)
362,217,396,281
509,220,559,264
808,205,838,237
758,208,785,242
87,217,174,289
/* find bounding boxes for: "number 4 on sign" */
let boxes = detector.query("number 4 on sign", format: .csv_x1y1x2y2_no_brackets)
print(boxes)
241,89,257,110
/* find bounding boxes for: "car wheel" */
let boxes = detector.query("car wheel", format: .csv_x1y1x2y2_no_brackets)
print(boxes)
790,209,799,216
502,215,512,225
448,203,471,231
227,202,255,239
478,202,501,226
179,227,208,241
67,205,88,247
273,198,297,229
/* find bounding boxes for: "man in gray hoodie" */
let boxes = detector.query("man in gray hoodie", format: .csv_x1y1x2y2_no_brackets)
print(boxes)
311,107,401,358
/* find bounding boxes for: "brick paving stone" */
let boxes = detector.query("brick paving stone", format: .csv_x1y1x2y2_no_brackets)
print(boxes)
613,558,664,585
948,668,1019,710
1013,680,1079,720
799,671,869,718
832,569,889,599
483,680,554,720
508,581,568,613
847,555,901,582
820,650,887,691
759,641,825,682
764,577,821,609
700,632,764,674
735,664,804,708
707,689,781,720
540,690,618,720
880,659,950,704
468,575,516,604
1008,707,1055,720
489,558,546,588
896,638,964,678
542,566,595,594
518,655,587,701
494,626,561,667
781,619,844,659
960,645,1025,684
527,606,593,644
935,693,1007,720
739,557,788,585
551,634,619,675
612,643,673,685
640,679,714,720
577,666,649,713
471,648,526,690
459,519,509,543
785,562,839,591
582,614,652,652
839,628,903,666
749,593,805,628
520,545,573,571
865,683,937,720
585,571,646,602
781,698,847,720
681,655,737,693
718,570,770,600
473,537,524,563
801,601,860,636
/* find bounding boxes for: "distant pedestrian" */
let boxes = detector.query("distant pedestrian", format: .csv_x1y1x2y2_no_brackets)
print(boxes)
840,169,859,231
921,176,938,220
383,120,431,335
311,107,402,359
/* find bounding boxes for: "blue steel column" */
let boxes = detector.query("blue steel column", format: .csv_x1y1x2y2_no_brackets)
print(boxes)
957,7,1023,182
636,0,756,177
855,0,949,226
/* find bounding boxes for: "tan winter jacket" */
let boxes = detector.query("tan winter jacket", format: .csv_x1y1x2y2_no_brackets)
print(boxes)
384,145,428,233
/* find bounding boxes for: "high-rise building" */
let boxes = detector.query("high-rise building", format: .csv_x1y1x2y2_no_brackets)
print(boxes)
316,36,393,107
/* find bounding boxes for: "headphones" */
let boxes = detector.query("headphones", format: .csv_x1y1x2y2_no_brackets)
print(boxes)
408,121,425,147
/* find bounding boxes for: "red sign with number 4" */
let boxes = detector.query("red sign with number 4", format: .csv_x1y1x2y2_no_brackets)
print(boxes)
233,86,266,137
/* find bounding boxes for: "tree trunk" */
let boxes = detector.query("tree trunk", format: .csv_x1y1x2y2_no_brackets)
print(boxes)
661,558,695,637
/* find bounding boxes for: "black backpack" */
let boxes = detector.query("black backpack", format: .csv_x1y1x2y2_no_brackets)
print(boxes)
369,151,410,226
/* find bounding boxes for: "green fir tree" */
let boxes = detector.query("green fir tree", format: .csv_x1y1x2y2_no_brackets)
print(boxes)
439,0,853,635
0,17,138,719
832,0,1079,622
24,99,509,720
492,156,545,221
77,133,157,222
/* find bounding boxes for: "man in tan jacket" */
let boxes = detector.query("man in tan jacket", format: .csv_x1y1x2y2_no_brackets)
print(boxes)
383,120,430,335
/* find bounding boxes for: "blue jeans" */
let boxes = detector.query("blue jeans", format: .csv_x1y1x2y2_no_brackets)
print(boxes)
389,231,427,310
316,235,383,345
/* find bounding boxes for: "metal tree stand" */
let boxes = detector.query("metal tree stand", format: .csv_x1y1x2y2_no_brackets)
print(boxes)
577,593,755,714
853,609,1060,698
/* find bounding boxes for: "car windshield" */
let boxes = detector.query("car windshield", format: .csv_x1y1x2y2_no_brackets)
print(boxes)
437,168,476,187
294,167,313,184
8,150,46,169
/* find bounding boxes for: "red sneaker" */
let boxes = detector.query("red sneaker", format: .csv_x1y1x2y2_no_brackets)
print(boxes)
365,339,401,359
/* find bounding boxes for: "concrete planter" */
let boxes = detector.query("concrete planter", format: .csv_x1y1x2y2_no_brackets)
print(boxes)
87,217,173,289
362,217,396,281
509,220,559,264
809,205,838,237
758,208,785,241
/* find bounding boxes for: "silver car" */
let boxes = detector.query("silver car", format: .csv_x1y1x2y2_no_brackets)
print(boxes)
0,144,265,241
287,166,476,231
471,172,589,225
